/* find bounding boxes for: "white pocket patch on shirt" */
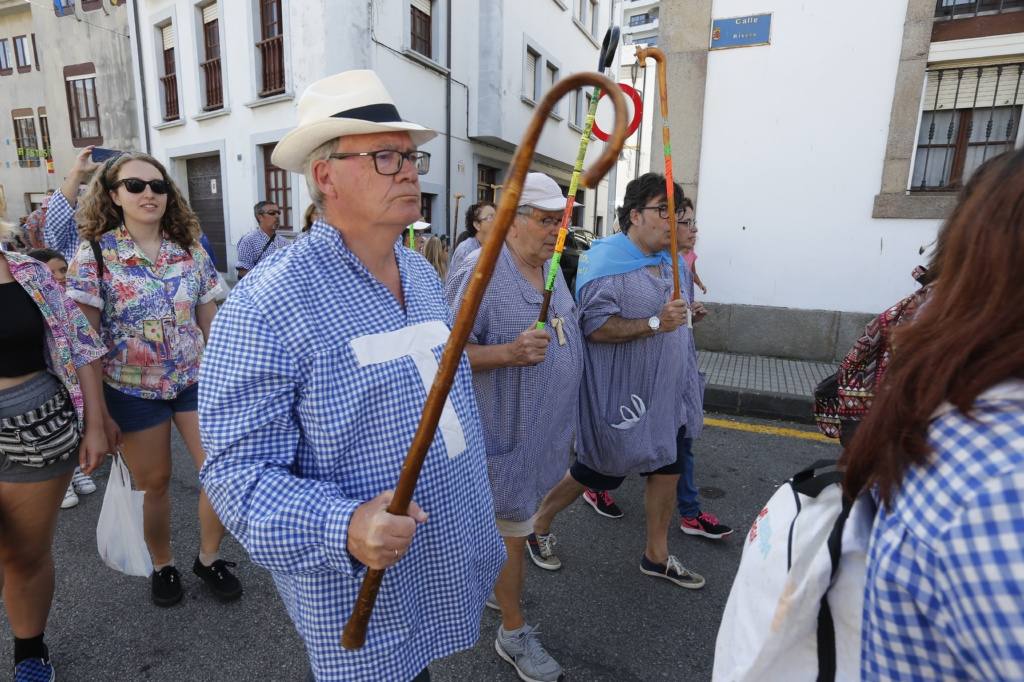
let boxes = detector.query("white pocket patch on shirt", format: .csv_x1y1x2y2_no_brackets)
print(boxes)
349,321,468,459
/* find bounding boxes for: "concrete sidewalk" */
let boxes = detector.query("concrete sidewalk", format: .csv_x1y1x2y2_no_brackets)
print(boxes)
698,350,836,423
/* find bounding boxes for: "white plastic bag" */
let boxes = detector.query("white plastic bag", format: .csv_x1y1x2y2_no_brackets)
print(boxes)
96,453,152,577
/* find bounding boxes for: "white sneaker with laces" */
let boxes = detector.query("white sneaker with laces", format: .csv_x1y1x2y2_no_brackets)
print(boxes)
495,623,562,682
71,467,97,495
61,483,79,509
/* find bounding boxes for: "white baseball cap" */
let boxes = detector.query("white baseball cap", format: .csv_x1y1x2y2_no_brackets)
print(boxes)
518,172,570,211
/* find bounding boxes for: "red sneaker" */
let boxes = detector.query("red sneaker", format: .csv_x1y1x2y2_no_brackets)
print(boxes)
582,488,624,519
680,512,734,539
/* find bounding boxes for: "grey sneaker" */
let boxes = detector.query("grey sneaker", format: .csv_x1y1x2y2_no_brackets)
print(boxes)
526,532,561,571
495,623,563,682
639,554,705,589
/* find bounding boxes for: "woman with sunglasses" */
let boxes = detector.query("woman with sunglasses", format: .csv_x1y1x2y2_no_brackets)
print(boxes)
66,153,243,608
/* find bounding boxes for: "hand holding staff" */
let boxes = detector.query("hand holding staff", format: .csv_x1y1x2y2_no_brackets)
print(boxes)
634,46,681,301
341,71,630,651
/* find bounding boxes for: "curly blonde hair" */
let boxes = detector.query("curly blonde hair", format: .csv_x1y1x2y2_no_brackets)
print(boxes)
76,152,199,250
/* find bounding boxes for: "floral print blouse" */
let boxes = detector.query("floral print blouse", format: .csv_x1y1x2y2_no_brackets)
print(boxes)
66,226,219,400
6,252,107,426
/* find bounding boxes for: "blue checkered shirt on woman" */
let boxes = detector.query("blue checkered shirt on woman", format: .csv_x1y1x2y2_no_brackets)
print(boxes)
862,381,1024,681
445,246,583,522
198,220,505,681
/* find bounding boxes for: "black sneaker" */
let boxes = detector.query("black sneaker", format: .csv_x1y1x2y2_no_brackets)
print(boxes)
151,566,184,607
582,488,624,518
193,557,243,603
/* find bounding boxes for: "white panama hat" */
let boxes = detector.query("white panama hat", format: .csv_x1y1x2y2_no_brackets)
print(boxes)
271,70,437,172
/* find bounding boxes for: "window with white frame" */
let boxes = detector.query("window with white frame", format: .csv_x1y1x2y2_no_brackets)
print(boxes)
546,62,559,114
525,47,541,102
199,3,223,110
157,23,180,121
911,61,1023,191
570,88,589,128
410,0,433,59
590,0,600,36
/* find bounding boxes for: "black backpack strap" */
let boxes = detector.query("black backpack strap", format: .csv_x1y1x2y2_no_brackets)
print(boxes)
253,234,275,267
815,494,855,682
791,458,840,488
90,239,105,279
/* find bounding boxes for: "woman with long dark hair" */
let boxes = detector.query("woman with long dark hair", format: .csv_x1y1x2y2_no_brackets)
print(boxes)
844,149,1024,680
66,152,242,608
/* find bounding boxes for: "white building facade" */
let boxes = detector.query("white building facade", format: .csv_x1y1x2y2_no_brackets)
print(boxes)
129,0,617,275
651,0,1024,360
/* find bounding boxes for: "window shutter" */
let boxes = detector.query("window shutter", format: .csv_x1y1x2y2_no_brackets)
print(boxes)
526,51,537,97
923,61,1024,111
161,24,176,50
202,3,218,24
411,0,431,16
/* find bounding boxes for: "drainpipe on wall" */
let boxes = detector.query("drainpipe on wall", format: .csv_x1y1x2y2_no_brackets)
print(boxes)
130,0,151,154
444,0,453,244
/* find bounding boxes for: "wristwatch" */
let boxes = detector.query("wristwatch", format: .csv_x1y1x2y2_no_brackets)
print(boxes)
648,315,661,332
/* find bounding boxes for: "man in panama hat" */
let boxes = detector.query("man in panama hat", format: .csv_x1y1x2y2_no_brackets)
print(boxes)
198,70,505,682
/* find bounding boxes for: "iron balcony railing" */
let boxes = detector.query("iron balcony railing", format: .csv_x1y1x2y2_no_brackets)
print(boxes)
935,0,1024,19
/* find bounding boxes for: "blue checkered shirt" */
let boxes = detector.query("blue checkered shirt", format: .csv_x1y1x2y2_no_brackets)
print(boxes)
862,383,1024,681
445,246,583,522
44,190,79,262
198,220,505,681
235,229,289,272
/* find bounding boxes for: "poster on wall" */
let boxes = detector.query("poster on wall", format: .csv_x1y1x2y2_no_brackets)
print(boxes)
710,14,772,50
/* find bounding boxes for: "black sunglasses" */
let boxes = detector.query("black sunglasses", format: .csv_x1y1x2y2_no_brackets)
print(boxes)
113,178,169,195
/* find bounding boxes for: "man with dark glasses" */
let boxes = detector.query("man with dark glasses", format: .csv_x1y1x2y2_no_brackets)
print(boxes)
235,201,288,279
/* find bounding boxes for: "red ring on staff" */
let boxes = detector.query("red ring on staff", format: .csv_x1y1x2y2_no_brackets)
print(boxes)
592,83,643,142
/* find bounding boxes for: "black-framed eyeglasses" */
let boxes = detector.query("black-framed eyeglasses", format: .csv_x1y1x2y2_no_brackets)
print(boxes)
639,204,687,220
532,215,561,229
678,218,697,228
259,210,281,216
328,150,431,176
114,178,169,195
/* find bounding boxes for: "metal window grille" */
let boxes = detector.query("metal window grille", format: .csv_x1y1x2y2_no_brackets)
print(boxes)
912,62,1023,190
258,0,285,96
201,6,222,110
934,0,1024,19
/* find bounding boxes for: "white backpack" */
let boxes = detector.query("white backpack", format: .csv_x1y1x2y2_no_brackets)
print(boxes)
712,459,874,682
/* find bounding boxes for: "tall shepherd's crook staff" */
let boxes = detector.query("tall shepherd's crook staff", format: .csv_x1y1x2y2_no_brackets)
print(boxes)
341,71,630,651
634,45,681,301
536,25,620,329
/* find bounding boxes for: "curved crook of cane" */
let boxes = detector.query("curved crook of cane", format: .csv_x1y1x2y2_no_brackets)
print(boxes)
634,46,681,301
341,71,630,651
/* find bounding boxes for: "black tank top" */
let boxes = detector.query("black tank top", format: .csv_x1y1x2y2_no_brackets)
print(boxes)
0,281,47,377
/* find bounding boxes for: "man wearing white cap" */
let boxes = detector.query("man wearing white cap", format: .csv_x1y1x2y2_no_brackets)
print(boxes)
197,70,505,681
445,172,582,682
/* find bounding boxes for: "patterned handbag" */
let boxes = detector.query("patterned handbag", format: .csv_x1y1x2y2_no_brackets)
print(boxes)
0,387,80,468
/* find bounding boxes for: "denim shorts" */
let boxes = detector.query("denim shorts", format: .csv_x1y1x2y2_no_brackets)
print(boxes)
0,372,79,483
104,382,199,433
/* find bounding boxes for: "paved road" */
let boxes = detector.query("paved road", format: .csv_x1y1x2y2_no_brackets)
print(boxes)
1,414,839,681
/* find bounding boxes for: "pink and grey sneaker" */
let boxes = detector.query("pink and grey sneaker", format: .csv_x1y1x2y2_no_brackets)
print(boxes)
582,488,623,519
679,512,734,539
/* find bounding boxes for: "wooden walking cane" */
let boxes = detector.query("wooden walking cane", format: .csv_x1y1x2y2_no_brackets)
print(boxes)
341,71,630,651
452,192,464,243
537,25,620,329
634,46,681,301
